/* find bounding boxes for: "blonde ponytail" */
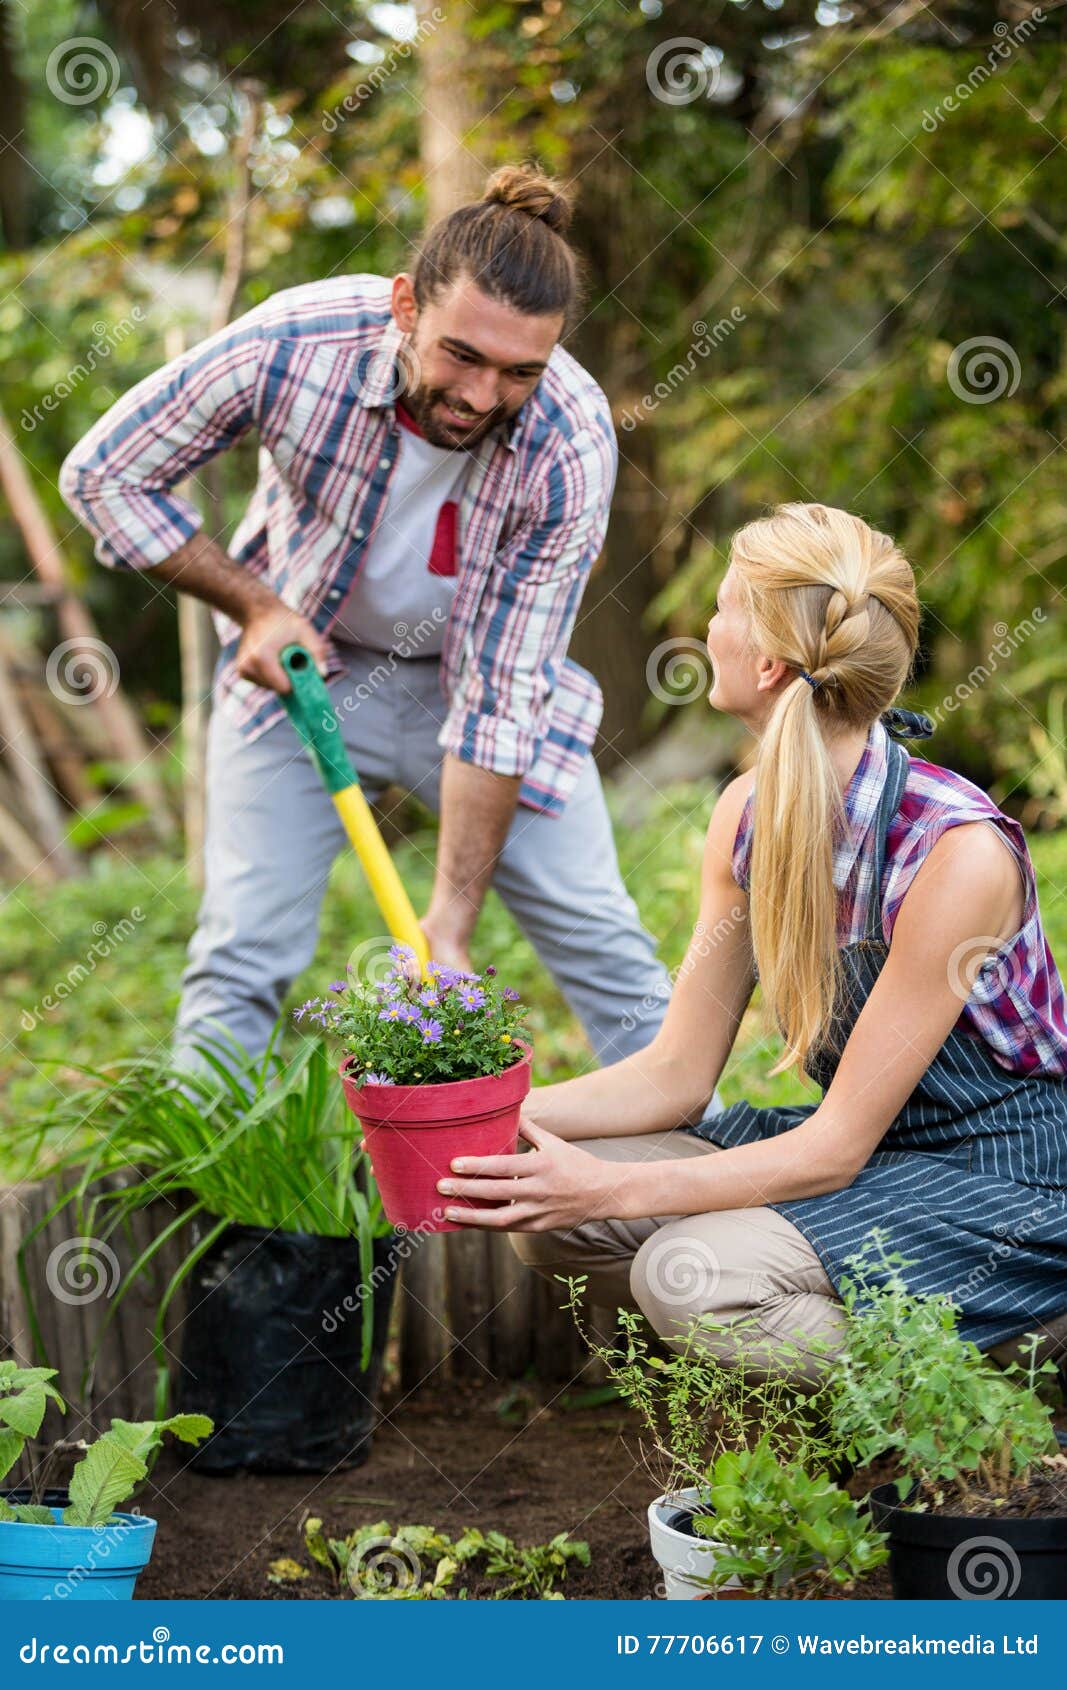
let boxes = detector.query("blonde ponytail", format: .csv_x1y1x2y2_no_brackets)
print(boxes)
731,503,919,1074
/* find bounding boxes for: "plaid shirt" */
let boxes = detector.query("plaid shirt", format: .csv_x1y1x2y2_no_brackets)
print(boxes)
59,276,618,816
733,719,1067,1078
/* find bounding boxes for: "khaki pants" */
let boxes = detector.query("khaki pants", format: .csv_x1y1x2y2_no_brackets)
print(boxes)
509,1129,1067,1388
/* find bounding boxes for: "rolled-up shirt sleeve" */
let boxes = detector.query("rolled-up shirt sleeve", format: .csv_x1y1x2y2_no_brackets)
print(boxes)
438,420,616,778
58,320,266,572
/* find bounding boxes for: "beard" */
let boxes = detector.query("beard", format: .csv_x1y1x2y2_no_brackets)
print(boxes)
402,381,514,450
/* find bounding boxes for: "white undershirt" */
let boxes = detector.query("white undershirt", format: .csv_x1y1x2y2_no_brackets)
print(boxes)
330,424,471,657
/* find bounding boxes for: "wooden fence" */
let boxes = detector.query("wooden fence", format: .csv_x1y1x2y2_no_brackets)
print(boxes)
0,1172,601,1480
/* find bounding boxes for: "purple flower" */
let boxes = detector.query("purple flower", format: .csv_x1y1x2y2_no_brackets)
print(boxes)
417,1016,443,1044
389,943,416,962
485,965,497,977
457,985,486,1011
294,998,319,1020
329,980,346,993
398,1002,420,1023
503,987,520,1001
418,988,441,1008
378,1002,406,1023
362,1071,395,1087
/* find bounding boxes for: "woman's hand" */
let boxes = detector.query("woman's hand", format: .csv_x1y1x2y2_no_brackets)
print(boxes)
436,1120,618,1232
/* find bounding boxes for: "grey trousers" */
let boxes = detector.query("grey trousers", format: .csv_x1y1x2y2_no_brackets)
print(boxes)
174,645,707,1086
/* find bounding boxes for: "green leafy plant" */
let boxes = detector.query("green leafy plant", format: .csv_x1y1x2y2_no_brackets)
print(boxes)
298,948,528,1086
561,1278,884,1598
11,1030,392,1406
285,1515,590,1599
689,1438,888,1598
0,1359,212,1526
827,1236,1061,1506
560,1275,842,1497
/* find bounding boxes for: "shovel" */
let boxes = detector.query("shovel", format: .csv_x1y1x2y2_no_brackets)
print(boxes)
279,644,430,974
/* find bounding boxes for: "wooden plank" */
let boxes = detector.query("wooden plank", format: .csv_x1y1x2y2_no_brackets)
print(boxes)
445,1229,492,1378
485,1233,535,1379
397,1230,450,1391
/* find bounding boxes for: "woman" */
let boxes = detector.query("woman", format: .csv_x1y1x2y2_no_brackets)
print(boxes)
435,503,1067,1383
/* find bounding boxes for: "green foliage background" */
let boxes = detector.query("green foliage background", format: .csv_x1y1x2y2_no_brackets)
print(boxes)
2,2,1066,1166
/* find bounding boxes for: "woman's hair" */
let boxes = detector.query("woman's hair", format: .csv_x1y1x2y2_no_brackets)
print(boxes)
412,164,582,329
729,502,920,1074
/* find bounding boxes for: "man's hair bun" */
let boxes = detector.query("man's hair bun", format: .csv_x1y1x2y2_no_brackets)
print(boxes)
481,165,573,234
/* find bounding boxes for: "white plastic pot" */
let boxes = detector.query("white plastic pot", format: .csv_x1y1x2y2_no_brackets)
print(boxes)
647,1487,743,1600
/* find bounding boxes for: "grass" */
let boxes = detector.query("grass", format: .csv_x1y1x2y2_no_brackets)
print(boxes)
3,784,1067,1180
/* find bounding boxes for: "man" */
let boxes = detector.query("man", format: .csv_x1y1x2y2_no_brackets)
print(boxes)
60,164,706,1092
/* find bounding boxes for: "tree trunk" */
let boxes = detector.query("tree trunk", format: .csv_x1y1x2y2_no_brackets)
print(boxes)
415,0,486,223
568,148,669,772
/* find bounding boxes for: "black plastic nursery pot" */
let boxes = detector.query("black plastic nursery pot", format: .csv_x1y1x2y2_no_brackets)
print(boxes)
870,1482,1067,1599
176,1221,400,1475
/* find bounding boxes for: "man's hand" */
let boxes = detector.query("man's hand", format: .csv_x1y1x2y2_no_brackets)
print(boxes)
145,532,329,695
417,918,472,975
236,598,328,693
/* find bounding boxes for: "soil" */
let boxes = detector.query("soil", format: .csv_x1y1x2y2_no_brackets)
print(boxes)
133,1382,1067,1602
910,1458,1067,1520
138,1381,660,1600
134,1379,897,1602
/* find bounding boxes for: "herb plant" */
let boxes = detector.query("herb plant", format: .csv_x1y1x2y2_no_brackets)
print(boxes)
827,1237,1060,1504
561,1279,884,1598
690,1438,888,1598
560,1275,842,1496
297,946,528,1086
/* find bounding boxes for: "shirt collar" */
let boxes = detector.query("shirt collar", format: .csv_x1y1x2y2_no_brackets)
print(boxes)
831,717,889,892
354,320,520,454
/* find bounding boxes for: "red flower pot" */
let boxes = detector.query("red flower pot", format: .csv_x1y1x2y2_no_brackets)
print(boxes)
340,1042,533,1233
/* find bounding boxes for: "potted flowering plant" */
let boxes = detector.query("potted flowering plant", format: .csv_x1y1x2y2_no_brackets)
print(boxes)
298,946,531,1234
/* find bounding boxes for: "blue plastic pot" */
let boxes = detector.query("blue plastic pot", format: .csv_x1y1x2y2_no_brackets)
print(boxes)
0,1492,157,1600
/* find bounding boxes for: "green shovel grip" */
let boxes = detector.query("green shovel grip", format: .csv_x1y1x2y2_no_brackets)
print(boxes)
279,645,357,796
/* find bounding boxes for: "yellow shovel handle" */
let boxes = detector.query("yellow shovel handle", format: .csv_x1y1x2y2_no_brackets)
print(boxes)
332,785,430,973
